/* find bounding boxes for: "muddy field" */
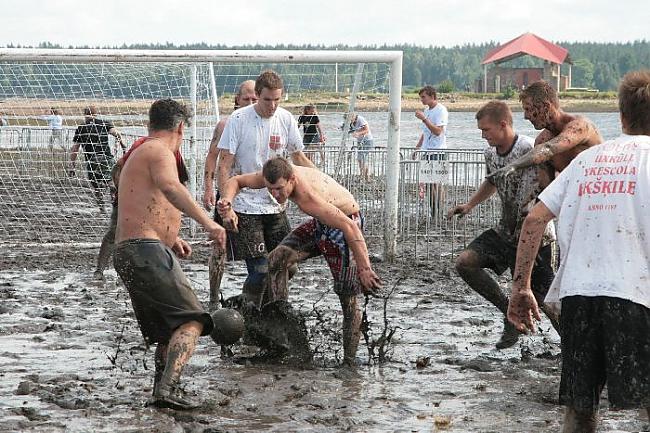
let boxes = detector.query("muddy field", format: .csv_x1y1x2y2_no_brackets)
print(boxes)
0,241,647,433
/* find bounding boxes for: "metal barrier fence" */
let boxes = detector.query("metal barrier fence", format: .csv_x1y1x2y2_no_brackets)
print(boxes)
304,145,500,261
0,128,499,261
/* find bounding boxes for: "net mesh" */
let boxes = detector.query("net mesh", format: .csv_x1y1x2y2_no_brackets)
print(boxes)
0,59,392,244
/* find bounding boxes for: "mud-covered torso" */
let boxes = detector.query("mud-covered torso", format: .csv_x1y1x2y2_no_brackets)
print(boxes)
116,142,182,247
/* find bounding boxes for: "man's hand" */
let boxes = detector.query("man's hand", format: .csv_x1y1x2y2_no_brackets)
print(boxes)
507,287,542,334
358,267,382,295
205,221,226,251
415,110,426,121
203,185,215,210
447,203,472,219
486,164,517,181
217,199,239,233
172,237,192,259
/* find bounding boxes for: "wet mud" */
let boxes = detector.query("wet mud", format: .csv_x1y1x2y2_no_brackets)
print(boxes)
0,244,647,432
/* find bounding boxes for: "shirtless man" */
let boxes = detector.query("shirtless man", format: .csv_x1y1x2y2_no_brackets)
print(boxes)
489,80,602,186
113,99,226,410
218,157,381,366
202,80,257,308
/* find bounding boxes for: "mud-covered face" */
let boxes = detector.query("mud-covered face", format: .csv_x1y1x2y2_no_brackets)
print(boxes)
521,97,550,130
477,117,505,147
255,87,282,118
265,176,293,203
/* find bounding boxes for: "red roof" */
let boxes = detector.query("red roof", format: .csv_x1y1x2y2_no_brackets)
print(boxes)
482,32,570,65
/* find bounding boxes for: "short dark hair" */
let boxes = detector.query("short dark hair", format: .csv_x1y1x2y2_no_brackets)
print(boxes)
618,70,650,135
148,98,192,131
419,85,437,99
519,81,559,108
255,70,283,95
83,106,98,116
476,100,513,126
262,157,293,184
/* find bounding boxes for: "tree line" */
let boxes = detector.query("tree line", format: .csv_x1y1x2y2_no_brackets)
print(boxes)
2,40,649,94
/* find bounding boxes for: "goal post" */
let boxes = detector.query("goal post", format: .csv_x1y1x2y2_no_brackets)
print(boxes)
0,48,402,259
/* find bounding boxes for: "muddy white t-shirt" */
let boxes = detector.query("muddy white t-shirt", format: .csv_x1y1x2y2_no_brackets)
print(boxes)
540,134,650,309
485,134,554,245
218,104,304,214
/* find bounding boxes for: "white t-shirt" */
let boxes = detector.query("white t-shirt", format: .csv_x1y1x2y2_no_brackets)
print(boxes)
218,104,304,214
420,103,448,150
41,114,63,130
540,134,650,309
350,115,373,143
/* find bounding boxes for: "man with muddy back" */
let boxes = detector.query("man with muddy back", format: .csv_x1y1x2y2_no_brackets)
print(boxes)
215,70,314,309
448,101,558,349
113,99,226,410
508,70,650,433
489,80,602,186
218,157,382,366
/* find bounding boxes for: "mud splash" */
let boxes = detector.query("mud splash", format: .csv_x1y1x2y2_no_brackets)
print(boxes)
0,245,647,432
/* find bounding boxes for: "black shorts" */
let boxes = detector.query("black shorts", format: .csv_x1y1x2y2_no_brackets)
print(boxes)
86,156,114,189
225,211,291,261
113,239,213,344
559,295,650,411
423,151,447,161
467,229,554,298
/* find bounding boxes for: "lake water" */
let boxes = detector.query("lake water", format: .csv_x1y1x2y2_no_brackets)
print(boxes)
318,110,622,150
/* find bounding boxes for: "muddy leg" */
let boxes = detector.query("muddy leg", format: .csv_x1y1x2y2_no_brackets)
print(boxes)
455,250,519,348
339,294,361,367
242,257,269,307
153,343,167,396
153,320,203,410
562,406,598,433
94,208,117,279
455,251,509,314
208,248,225,310
266,246,301,304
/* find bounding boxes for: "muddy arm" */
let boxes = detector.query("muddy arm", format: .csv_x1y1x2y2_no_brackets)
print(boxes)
507,202,555,333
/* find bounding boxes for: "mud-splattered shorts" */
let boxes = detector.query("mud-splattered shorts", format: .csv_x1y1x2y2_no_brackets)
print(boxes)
279,213,364,296
225,211,291,261
85,155,114,190
467,229,554,298
559,295,650,411
113,239,213,345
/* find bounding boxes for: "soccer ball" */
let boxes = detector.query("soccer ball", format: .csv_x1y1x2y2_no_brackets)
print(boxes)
210,309,245,346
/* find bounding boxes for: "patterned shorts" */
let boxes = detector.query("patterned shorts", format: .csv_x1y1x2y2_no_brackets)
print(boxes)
279,213,364,296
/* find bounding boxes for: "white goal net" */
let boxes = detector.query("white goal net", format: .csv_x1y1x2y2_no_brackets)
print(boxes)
0,49,402,255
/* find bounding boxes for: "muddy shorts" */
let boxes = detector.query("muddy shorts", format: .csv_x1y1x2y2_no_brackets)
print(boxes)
559,295,650,411
467,229,554,298
225,211,290,261
113,239,213,345
279,213,364,296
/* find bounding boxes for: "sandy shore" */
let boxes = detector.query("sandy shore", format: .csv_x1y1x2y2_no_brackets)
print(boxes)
0,94,618,120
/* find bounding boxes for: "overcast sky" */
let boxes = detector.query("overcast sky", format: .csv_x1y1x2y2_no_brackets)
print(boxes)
1,0,646,48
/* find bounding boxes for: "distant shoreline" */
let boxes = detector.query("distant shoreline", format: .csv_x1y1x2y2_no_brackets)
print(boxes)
0,93,618,121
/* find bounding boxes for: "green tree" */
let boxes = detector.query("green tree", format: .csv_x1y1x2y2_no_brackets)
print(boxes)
572,58,594,88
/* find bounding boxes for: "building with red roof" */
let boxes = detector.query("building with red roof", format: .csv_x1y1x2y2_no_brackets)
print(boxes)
479,32,572,93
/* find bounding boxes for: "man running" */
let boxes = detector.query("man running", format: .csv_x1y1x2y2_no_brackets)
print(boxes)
448,101,557,349
218,157,381,366
113,99,225,410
